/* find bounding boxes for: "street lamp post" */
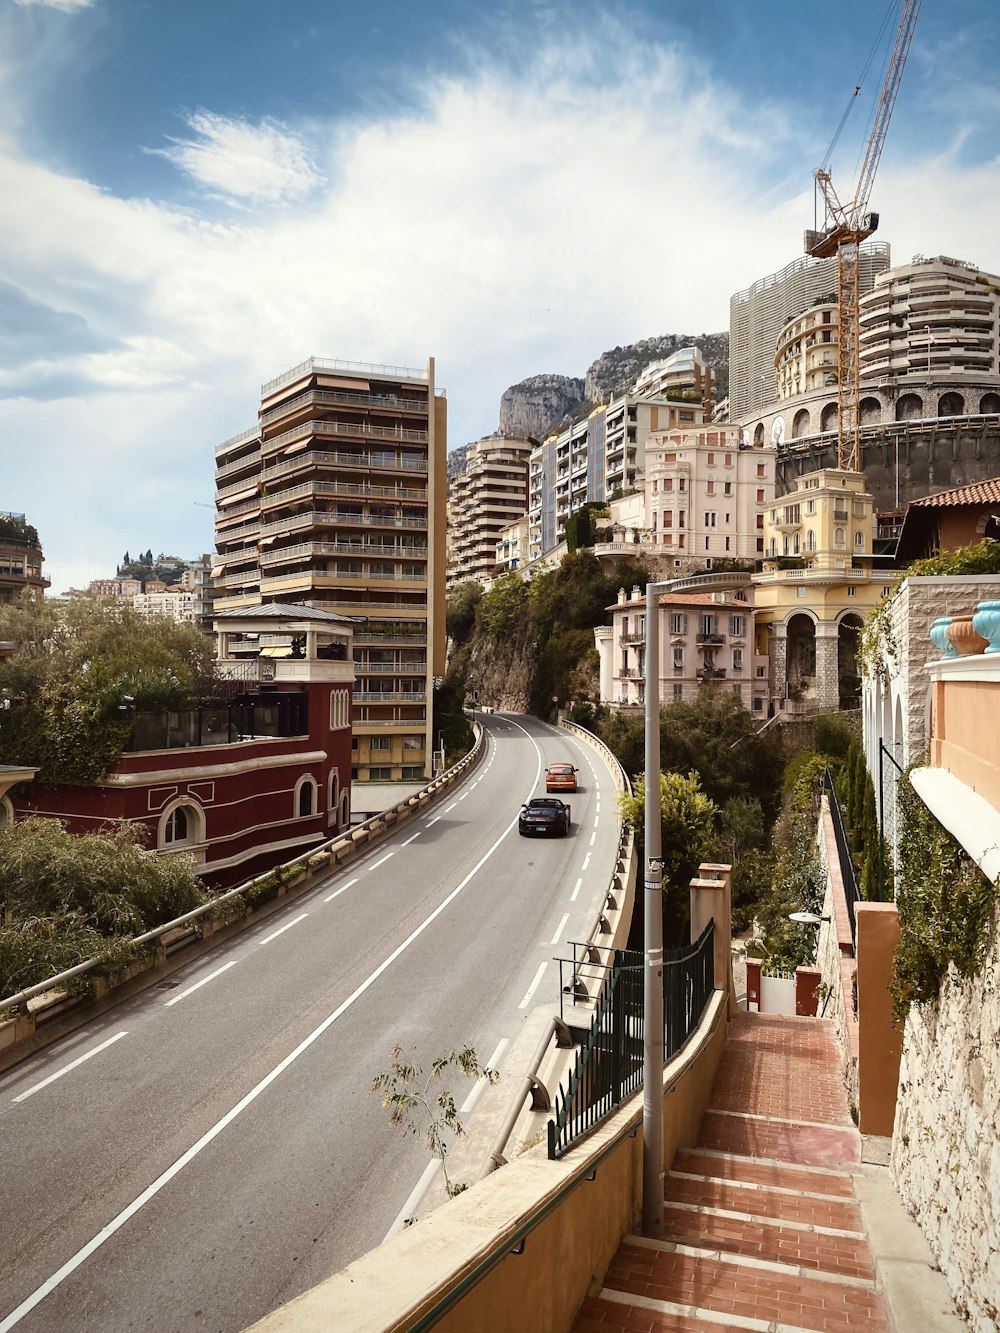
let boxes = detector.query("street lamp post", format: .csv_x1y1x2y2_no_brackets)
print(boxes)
642,579,666,1237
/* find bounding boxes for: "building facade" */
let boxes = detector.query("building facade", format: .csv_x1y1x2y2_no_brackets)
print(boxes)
596,585,767,712
446,435,531,588
212,357,447,783
528,393,705,561
0,514,48,603
730,244,891,418
12,604,356,889
633,346,714,404
753,468,898,713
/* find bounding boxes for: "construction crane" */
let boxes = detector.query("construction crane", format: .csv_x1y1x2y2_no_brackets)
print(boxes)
804,0,921,472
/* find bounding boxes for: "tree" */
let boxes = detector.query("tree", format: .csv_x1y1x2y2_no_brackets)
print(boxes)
0,593,217,785
478,573,528,638
371,1044,499,1199
445,580,483,644
0,817,205,997
619,771,717,944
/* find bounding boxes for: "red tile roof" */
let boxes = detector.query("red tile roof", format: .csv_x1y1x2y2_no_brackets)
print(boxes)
909,477,1000,508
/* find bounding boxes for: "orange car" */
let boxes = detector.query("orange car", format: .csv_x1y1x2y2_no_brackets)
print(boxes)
545,762,578,793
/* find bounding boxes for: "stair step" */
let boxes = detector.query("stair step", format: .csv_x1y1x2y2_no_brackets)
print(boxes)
697,1109,861,1171
665,1173,864,1231
673,1148,856,1198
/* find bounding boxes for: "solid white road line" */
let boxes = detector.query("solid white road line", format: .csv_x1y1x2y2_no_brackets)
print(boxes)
550,912,569,946
444,802,458,812
257,913,308,947
400,831,421,846
163,961,237,1008
324,878,358,903
0,771,541,1333
11,1032,128,1105
460,1037,509,1115
425,815,441,827
582,853,591,871
369,852,394,870
384,1159,441,1239
570,877,583,903
518,962,548,1010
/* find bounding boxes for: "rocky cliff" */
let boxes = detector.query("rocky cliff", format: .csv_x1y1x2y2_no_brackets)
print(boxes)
498,373,585,441
585,333,729,402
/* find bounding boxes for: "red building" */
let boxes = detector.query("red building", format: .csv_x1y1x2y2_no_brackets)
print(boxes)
13,605,355,889
895,477,1000,562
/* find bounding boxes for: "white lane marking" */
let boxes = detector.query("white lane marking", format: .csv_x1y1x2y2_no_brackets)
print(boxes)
444,802,458,812
257,913,308,946
385,1159,441,1239
163,961,237,1008
460,1037,509,1114
11,1032,128,1105
582,853,591,871
458,792,468,800
518,962,548,1010
550,913,569,946
369,852,394,870
589,831,597,847
0,764,543,1333
425,815,441,827
570,877,583,903
324,878,357,903
400,831,421,846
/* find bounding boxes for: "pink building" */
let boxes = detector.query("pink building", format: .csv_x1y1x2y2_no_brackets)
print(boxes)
597,586,769,713
12,605,355,889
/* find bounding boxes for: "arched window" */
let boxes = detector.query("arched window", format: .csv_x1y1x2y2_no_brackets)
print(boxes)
806,529,816,551
793,532,800,554
855,530,865,548
294,775,318,819
835,527,846,548
328,770,340,826
158,799,205,852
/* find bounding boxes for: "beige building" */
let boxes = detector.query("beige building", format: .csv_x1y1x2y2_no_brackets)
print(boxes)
596,585,768,712
644,427,775,563
858,254,1000,391
774,301,839,402
633,346,714,405
446,435,531,588
754,468,899,713
132,588,195,621
495,515,530,574
0,513,48,603
213,357,447,783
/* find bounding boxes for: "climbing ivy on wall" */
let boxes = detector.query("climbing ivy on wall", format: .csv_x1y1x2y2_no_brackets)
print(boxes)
891,774,1000,1021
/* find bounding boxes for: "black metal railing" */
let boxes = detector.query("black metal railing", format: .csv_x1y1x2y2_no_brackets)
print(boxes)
823,768,858,948
548,921,716,1159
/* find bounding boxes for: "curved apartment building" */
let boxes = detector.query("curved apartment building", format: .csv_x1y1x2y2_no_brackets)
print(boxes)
213,357,447,783
774,301,840,401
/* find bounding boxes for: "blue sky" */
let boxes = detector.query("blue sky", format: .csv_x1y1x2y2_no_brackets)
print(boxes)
2,0,999,591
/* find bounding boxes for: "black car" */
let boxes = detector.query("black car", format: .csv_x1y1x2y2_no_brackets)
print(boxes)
518,797,571,837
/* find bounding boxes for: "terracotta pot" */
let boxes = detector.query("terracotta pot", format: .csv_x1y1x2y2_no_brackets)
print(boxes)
945,614,989,657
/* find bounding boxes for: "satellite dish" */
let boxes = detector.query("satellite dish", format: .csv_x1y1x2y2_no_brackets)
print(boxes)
789,911,828,925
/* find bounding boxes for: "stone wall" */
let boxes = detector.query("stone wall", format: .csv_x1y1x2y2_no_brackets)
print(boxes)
892,923,1000,1333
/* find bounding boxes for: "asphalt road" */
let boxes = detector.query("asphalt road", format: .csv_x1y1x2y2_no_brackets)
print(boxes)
0,715,624,1333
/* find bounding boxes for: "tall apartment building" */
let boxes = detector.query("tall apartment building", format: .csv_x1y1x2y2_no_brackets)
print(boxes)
644,427,775,562
858,255,1000,388
0,513,48,603
446,435,532,588
213,357,447,783
633,346,714,404
730,244,891,418
528,392,704,561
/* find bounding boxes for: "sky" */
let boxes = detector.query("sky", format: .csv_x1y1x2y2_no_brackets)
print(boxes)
2,0,999,594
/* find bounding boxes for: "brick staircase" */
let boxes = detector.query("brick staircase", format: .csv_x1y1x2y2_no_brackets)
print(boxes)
573,1013,889,1333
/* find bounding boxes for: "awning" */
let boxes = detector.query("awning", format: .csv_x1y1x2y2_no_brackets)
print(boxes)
210,565,224,577
320,376,370,391
258,535,277,547
219,486,259,507
259,645,293,658
284,441,310,456
215,511,255,530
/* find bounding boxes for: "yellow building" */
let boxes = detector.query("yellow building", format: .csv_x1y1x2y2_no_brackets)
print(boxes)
753,469,898,713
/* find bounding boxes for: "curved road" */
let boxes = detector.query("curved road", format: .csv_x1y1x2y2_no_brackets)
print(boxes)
0,715,624,1333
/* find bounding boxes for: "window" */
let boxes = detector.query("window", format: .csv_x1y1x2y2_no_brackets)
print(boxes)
368,766,392,780
725,453,733,466
673,647,684,669
757,464,765,477
753,696,763,712
756,538,764,552
883,586,893,596
164,807,188,844
700,614,717,637
855,531,864,548
806,499,815,514
402,765,424,779
295,776,318,818
756,665,766,678
756,488,764,502
705,536,710,550
673,684,683,700
730,615,745,637
704,512,716,527
724,482,732,496
835,527,846,547
329,689,350,730
328,770,340,825
725,536,730,551
797,586,807,597
403,735,423,751
352,735,360,751
807,529,816,550
663,511,673,527
669,613,688,635
733,649,743,670
847,585,857,597
707,452,715,465
678,512,685,527
707,481,715,495
370,735,391,750
664,478,673,491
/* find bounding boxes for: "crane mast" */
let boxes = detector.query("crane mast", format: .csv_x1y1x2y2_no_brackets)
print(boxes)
804,0,921,472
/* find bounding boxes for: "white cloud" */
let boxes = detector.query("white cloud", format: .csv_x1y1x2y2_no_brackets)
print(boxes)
14,0,95,11
0,18,999,593
148,112,323,205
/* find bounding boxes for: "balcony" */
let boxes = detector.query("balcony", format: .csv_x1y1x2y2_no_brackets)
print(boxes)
696,632,725,646
259,386,430,426
696,666,727,681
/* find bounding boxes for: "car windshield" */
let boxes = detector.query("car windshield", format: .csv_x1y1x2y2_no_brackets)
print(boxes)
528,799,561,809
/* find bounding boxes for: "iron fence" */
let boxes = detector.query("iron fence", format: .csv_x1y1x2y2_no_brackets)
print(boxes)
823,768,858,948
548,921,715,1159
